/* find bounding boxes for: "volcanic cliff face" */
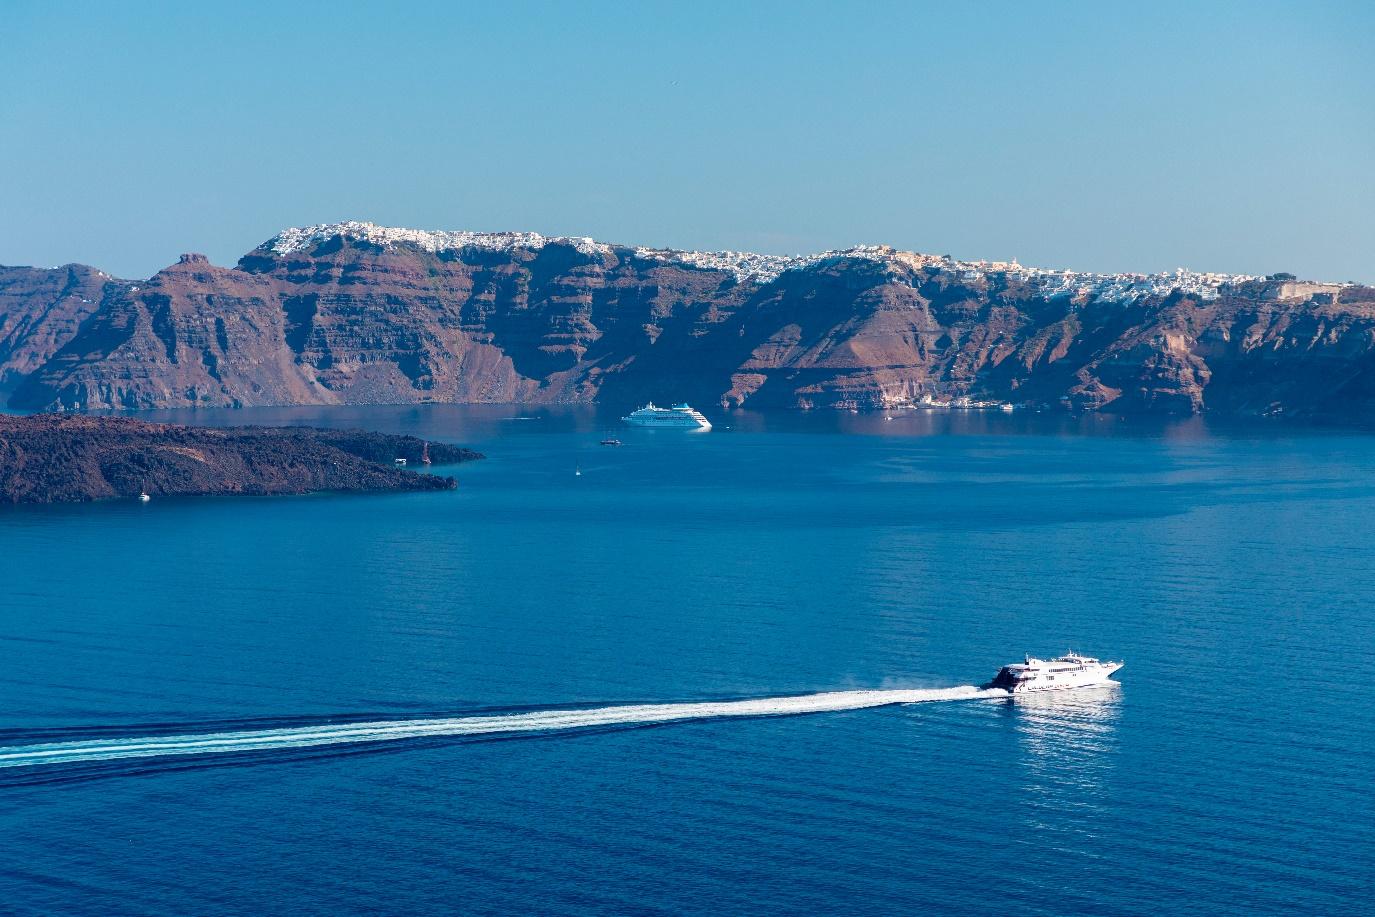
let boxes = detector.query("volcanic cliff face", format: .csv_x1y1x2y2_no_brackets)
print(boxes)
0,263,110,398
3,222,1372,421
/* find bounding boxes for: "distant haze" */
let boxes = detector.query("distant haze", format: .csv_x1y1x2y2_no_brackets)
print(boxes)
2,1,1372,282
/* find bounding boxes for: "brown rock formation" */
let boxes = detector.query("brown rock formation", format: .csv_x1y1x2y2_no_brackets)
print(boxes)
0,264,109,399
2,224,1372,422
0,413,482,504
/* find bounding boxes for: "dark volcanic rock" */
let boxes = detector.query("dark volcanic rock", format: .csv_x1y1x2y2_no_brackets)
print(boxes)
0,413,482,504
3,223,1372,422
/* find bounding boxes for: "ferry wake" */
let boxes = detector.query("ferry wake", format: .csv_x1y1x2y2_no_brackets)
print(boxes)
0,686,1003,771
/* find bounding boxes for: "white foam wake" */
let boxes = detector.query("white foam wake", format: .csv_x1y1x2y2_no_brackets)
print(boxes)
0,687,1001,770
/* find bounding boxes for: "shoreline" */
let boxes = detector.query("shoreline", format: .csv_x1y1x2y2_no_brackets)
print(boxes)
0,414,483,505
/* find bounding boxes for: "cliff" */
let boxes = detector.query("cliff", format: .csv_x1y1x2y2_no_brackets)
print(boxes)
0,413,481,504
0,263,109,398
2,223,1372,422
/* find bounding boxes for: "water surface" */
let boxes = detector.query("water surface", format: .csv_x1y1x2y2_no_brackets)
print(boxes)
2,407,1371,914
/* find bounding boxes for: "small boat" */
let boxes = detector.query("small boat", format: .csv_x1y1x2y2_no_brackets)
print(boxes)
138,491,151,503
600,438,623,447
985,651,1123,694
394,457,408,467
575,466,582,477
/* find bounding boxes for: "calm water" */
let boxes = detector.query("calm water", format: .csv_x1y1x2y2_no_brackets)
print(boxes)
1,406,1372,915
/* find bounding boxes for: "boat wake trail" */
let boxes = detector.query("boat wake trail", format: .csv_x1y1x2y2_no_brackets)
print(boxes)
0,686,1001,772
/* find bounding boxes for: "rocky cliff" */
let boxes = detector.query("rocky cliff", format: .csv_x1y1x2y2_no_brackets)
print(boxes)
0,413,481,504
3,222,1372,421
0,263,109,399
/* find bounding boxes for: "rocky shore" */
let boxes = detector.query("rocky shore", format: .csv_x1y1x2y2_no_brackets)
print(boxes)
0,414,482,504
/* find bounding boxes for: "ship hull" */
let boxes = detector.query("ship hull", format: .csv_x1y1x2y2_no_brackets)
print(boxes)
623,417,711,430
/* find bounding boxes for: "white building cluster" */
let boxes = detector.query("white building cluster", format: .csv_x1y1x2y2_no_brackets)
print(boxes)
268,221,614,259
267,222,1264,301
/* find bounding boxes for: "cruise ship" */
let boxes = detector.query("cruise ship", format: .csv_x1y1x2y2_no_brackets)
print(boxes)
985,652,1123,694
622,402,712,430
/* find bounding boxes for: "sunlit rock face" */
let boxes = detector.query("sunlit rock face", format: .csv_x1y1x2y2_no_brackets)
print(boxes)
4,221,1372,420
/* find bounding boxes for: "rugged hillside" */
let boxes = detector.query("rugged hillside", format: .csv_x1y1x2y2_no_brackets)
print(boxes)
0,263,111,398
3,222,1372,421
0,413,481,504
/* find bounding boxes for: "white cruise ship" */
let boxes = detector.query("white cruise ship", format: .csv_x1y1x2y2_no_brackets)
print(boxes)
985,652,1123,694
622,402,712,430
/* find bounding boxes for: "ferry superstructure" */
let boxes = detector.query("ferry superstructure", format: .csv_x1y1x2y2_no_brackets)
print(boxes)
986,652,1123,694
622,402,712,430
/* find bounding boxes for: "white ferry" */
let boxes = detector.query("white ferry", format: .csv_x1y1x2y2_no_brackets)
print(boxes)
622,402,712,431
986,652,1123,694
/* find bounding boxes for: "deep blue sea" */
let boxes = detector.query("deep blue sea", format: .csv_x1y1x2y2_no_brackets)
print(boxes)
2,406,1372,915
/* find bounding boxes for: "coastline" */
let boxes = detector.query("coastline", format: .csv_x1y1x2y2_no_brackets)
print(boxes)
0,413,482,504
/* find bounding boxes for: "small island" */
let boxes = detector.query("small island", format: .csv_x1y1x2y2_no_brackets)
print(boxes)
0,414,483,504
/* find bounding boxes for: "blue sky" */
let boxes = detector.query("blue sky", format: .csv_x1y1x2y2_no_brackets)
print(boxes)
3,1,1372,281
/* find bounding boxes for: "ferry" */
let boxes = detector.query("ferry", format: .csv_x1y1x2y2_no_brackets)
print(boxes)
985,652,1123,694
622,402,711,431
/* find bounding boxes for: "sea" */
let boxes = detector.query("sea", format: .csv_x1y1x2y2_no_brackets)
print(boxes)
1,406,1371,915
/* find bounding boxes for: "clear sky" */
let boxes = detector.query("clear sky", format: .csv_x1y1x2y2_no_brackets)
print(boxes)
3,0,1372,281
